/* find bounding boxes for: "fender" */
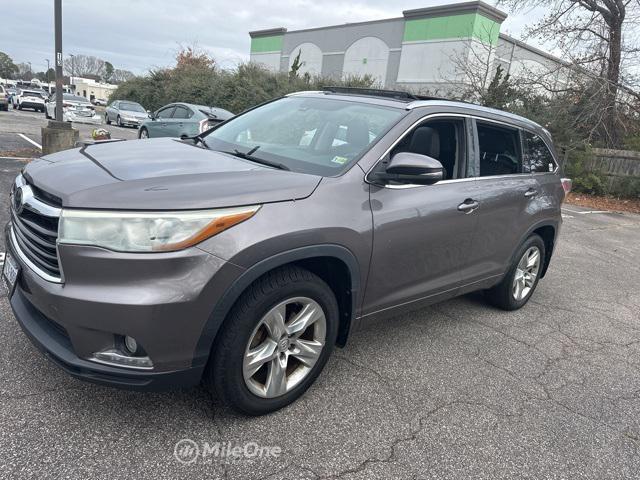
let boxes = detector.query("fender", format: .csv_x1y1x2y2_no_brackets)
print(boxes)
192,244,360,368
508,218,559,280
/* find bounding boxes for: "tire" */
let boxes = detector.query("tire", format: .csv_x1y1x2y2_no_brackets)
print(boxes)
18,104,22,110
105,114,111,125
207,266,339,415
116,115,122,127
485,234,545,311
138,127,149,139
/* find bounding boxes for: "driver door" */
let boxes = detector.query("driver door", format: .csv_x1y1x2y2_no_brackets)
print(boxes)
362,117,480,318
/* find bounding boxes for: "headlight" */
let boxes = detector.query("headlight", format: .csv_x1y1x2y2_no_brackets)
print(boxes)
59,205,260,252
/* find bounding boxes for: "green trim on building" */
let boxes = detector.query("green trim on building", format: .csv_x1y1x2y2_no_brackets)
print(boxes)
403,13,501,45
250,35,284,53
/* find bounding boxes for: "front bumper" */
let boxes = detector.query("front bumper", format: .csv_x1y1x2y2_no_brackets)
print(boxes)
4,225,244,391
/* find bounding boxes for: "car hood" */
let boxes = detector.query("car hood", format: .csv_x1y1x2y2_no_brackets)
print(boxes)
23,138,322,210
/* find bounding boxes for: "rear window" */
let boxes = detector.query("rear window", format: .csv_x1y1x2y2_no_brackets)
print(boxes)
22,91,42,98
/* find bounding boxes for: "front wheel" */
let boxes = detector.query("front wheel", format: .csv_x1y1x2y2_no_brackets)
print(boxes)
116,115,122,127
138,127,149,139
207,266,339,415
485,234,545,310
105,113,111,125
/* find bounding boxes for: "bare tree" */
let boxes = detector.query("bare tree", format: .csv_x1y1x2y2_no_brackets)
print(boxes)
63,55,105,77
499,0,640,146
111,69,135,84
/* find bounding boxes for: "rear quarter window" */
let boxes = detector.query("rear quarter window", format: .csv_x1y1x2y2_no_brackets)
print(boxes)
523,131,557,173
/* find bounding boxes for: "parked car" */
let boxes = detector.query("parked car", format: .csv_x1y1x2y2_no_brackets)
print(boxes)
45,93,102,124
104,100,148,127
138,103,233,139
92,98,107,106
0,85,8,111
13,89,45,112
3,89,571,415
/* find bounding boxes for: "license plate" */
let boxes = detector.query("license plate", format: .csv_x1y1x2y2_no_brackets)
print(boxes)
2,251,19,297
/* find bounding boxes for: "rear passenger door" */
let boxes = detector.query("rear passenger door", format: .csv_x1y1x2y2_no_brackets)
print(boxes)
148,105,176,137
462,118,539,285
169,105,194,137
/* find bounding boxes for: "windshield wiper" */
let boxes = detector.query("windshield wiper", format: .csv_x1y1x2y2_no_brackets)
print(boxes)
226,146,290,171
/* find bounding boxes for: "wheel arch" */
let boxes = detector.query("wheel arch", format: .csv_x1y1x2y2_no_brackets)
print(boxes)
193,244,360,369
510,220,558,279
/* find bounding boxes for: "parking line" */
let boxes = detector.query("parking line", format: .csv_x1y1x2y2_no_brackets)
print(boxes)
17,133,42,150
563,208,610,215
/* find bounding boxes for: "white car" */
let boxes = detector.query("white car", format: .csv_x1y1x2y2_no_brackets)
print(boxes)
45,93,102,124
14,89,46,112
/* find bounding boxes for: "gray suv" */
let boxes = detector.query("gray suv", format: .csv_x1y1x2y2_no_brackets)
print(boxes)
3,89,570,415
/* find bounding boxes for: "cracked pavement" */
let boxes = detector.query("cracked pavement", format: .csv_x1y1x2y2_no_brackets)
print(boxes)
0,155,639,478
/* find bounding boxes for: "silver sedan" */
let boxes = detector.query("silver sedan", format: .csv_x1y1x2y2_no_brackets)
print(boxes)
104,100,149,127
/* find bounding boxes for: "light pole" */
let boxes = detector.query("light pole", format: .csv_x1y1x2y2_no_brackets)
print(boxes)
69,53,75,94
45,59,51,92
54,0,63,121
27,61,32,79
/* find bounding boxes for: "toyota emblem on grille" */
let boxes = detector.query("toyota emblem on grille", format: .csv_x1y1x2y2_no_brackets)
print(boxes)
13,186,24,215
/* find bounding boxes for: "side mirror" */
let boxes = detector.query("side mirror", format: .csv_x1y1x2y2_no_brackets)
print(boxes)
372,152,444,185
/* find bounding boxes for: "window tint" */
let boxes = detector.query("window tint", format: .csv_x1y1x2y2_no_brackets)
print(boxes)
477,123,521,176
172,106,192,119
523,131,556,173
156,106,175,119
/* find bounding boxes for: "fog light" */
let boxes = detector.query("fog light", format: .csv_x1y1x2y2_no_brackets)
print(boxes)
90,349,154,370
124,335,138,354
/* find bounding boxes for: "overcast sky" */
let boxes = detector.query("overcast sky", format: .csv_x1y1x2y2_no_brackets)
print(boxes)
4,0,545,74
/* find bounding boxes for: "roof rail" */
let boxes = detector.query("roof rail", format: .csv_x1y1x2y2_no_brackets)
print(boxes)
321,86,441,101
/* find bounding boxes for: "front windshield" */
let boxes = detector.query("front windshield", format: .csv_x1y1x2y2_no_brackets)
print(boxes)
203,96,404,176
120,102,145,112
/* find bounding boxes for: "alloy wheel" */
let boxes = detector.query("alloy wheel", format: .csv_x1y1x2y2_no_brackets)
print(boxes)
512,246,541,300
243,297,326,398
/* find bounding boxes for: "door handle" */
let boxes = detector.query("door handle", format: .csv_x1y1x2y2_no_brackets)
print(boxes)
524,188,538,198
457,199,479,213
161,122,168,127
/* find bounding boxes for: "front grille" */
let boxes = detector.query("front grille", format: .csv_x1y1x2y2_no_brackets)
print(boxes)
10,176,62,280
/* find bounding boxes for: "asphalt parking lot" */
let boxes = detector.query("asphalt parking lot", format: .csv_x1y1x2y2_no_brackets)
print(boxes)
0,107,139,156
0,136,639,479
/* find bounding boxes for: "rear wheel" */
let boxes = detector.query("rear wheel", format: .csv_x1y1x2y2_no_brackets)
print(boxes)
207,266,339,415
485,234,545,310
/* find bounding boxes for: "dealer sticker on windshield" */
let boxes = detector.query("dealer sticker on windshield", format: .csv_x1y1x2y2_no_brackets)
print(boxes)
331,156,348,165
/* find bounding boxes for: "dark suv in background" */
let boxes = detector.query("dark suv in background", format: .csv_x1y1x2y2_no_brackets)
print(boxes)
4,88,571,415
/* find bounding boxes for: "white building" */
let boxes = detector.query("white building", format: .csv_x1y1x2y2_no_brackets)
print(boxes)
249,1,571,95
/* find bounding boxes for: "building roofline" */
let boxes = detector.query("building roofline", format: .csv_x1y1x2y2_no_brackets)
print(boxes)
498,33,570,67
249,27,287,38
403,1,507,23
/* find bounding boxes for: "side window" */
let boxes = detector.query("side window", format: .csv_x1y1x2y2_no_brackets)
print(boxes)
523,131,556,173
172,106,191,119
156,106,175,119
477,122,522,177
390,119,466,180
111,101,119,109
